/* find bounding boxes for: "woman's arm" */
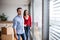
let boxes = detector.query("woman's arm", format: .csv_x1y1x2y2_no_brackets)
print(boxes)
30,16,32,29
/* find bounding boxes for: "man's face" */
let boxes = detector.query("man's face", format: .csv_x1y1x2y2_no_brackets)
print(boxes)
17,9,22,15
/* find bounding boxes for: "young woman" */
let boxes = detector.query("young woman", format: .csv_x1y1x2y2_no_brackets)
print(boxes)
23,10,32,40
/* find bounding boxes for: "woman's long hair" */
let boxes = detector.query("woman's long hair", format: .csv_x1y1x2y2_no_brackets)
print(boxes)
23,10,30,16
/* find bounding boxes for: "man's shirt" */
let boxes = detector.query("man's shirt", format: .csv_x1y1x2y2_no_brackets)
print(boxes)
13,15,25,34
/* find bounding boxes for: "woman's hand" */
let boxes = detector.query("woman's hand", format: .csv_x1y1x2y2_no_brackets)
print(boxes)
30,27,32,30
24,24,26,27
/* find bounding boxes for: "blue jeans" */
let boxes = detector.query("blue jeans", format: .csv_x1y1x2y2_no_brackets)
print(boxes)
24,26,30,40
17,33,26,40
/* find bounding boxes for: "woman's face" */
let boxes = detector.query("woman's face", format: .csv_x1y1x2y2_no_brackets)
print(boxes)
25,11,29,15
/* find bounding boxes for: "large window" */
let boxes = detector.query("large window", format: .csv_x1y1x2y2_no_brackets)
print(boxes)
49,0,60,40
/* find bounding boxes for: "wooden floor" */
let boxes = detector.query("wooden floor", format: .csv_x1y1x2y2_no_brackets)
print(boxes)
34,25,42,40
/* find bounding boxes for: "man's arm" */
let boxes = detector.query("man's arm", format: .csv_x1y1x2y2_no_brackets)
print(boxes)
13,18,18,40
13,29,18,40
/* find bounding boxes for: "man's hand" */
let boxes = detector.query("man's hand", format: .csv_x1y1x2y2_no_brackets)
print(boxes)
14,34,18,40
13,29,18,40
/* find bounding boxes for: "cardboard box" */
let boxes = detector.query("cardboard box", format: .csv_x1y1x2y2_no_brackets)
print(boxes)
1,34,14,40
1,27,14,35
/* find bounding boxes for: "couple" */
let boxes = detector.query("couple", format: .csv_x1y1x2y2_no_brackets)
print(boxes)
13,7,32,40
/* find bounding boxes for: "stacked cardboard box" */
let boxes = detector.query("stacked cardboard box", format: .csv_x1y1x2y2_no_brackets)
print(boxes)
1,27,14,40
1,35,14,40
1,27,14,34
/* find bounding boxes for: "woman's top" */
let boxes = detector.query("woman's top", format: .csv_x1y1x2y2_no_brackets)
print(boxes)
24,15,31,27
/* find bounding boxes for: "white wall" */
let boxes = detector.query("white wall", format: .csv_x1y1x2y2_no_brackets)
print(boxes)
0,0,29,21
0,0,1,13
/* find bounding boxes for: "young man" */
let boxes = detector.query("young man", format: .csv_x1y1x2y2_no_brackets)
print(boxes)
13,7,26,40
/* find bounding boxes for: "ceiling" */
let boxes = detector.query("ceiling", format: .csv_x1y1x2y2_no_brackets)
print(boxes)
1,0,30,6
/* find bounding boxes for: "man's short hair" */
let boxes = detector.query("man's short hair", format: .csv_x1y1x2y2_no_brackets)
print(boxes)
17,7,22,12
